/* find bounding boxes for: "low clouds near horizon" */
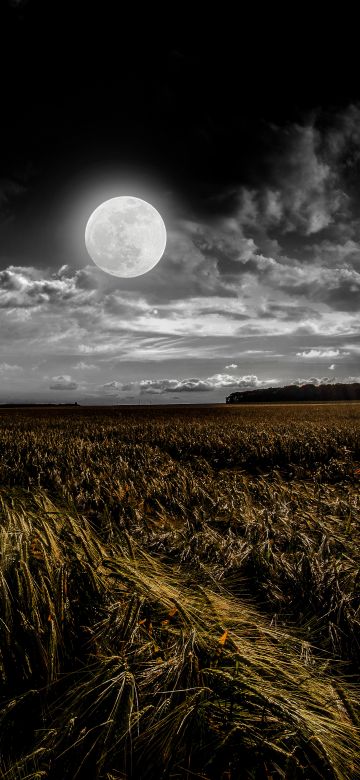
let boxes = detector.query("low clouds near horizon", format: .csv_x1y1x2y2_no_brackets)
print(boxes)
102,374,276,397
49,375,78,391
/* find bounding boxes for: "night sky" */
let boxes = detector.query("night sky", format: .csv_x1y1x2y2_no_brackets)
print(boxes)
1,1,359,403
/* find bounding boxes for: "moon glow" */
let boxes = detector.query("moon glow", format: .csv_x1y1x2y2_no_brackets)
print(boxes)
85,196,167,277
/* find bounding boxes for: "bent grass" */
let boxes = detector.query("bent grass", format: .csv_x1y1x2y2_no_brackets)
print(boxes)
0,404,359,778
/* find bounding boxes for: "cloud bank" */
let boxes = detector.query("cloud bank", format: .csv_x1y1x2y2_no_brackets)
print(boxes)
101,374,275,397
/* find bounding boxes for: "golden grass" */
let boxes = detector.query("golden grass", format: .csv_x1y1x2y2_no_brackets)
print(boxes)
0,404,359,778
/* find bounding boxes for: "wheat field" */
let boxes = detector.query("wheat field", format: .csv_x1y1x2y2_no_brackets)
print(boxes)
0,403,359,779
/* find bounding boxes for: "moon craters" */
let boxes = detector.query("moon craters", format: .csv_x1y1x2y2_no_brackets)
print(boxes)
85,196,166,278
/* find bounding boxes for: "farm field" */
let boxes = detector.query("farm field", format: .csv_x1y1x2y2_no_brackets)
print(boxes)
0,403,359,779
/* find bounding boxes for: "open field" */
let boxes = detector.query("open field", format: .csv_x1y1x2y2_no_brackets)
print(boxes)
0,403,359,779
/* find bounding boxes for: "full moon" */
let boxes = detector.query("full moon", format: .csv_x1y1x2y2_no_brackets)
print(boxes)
85,196,167,277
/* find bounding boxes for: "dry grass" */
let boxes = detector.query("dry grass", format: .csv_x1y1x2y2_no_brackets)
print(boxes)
0,403,359,778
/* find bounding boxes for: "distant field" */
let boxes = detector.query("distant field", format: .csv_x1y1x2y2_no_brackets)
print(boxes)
0,404,359,779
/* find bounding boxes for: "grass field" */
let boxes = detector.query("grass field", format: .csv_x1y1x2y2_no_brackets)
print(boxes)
0,403,359,779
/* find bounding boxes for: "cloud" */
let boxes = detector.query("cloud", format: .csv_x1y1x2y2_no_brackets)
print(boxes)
140,378,211,394
101,374,275,397
102,381,124,395
250,259,360,313
49,375,78,391
308,239,360,269
296,349,341,358
230,106,360,252
73,361,98,370
183,218,257,268
342,344,360,355
320,267,360,311
293,375,360,386
0,362,23,373
324,103,360,174
236,124,345,237
0,265,98,309
1,259,359,374
205,373,274,390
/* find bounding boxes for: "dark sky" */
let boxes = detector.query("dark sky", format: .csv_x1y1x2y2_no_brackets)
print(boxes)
1,1,359,402
3,3,359,195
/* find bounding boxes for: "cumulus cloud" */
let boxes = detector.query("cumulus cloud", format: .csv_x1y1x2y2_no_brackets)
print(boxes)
293,375,359,386
49,375,78,390
101,374,275,397
206,373,273,389
0,265,98,309
141,378,211,394
296,349,342,358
